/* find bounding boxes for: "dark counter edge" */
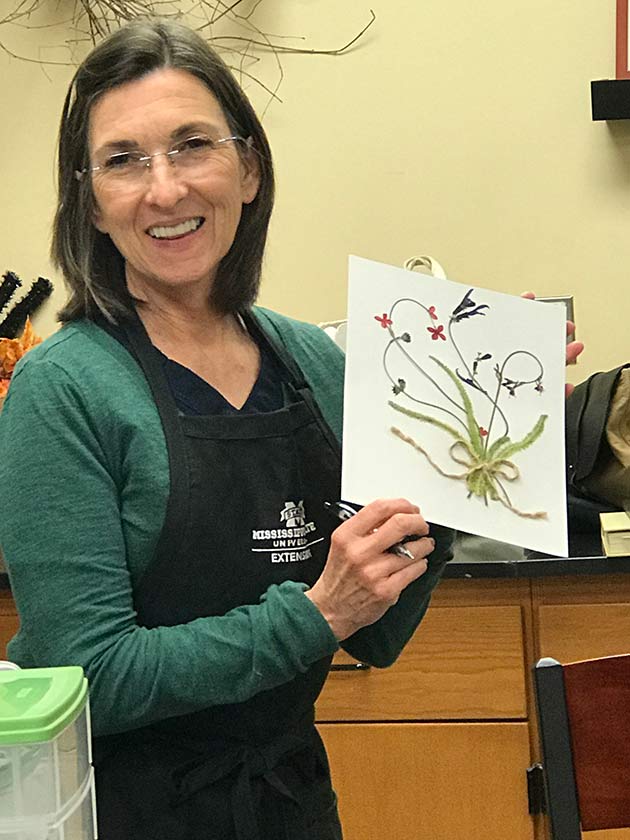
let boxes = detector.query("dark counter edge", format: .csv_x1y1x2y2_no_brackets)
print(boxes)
3,555,630,590
440,528,630,578
442,554,630,579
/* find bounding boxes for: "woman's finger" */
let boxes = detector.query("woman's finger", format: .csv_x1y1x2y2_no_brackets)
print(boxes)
521,293,584,373
365,513,429,553
565,338,583,366
337,498,420,538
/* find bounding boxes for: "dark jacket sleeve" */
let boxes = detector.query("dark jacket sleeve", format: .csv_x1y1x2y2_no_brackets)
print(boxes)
339,524,454,667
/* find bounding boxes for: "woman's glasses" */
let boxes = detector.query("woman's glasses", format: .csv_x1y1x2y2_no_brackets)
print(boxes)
75,135,247,186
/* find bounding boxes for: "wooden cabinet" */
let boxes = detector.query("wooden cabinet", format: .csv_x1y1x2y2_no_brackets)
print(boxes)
316,573,630,840
3,569,630,838
538,602,630,662
317,604,527,721
533,574,630,840
316,579,536,840
0,588,18,659
319,722,534,840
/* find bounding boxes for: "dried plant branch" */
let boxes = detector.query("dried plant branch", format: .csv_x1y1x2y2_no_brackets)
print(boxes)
0,38,74,65
203,0,248,28
0,1,376,106
210,10,376,57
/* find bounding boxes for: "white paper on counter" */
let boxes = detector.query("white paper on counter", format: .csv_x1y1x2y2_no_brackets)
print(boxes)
342,255,568,557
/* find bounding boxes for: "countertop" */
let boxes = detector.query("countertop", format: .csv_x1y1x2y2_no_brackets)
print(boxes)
442,530,630,579
2,530,628,589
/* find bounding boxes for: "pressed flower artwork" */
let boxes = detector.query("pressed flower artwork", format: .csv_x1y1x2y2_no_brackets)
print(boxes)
342,256,568,556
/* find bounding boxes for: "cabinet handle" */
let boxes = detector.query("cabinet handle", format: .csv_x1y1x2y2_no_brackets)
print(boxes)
329,662,371,672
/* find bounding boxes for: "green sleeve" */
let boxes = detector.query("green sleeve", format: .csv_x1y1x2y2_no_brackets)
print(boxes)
339,524,454,667
0,356,338,737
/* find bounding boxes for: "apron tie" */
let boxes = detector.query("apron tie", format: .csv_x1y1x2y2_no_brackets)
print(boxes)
170,733,309,840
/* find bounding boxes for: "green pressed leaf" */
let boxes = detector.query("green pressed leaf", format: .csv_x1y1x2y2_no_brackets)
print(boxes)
466,471,492,500
486,435,510,458
429,356,483,456
493,415,547,460
388,400,466,443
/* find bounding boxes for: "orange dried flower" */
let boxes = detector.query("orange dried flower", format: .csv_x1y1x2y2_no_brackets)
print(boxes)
0,318,42,380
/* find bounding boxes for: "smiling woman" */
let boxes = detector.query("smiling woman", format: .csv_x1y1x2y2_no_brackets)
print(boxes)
52,24,275,324
0,17,454,840
87,68,260,317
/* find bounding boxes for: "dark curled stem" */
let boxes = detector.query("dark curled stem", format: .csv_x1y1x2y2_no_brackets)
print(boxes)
382,300,469,434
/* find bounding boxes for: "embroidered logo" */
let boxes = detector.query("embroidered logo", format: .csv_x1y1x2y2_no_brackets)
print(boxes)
280,500,306,528
251,500,323,563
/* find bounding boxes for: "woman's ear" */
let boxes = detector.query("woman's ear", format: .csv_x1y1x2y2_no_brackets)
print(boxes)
240,138,261,205
92,205,108,234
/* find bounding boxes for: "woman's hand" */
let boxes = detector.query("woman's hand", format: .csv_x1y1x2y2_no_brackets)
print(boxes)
521,291,584,396
305,498,435,641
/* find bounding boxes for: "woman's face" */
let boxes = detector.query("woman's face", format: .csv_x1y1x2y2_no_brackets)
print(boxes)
88,68,259,303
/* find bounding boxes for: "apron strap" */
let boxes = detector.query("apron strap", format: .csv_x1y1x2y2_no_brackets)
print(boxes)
95,312,192,568
242,311,341,458
240,310,307,389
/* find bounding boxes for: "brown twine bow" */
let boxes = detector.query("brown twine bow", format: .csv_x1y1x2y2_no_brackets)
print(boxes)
391,427,548,520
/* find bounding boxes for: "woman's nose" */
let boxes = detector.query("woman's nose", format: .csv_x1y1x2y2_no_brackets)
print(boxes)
142,156,188,206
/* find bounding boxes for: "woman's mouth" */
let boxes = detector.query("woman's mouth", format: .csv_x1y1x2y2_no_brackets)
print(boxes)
147,217,204,240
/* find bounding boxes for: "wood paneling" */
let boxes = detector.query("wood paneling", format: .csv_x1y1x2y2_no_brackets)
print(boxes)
318,722,534,840
538,603,630,664
317,605,527,720
0,589,18,659
534,577,630,839
4,567,630,839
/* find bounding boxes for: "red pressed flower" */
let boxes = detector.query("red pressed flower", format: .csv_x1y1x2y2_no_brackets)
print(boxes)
427,324,446,341
479,427,488,437
428,305,438,320
374,313,393,329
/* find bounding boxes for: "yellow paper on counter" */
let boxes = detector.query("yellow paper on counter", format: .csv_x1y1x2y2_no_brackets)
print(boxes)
600,511,630,557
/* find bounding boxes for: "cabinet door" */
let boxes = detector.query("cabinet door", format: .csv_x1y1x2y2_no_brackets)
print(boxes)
317,605,527,721
538,603,630,663
0,591,18,659
318,722,534,840
537,602,630,840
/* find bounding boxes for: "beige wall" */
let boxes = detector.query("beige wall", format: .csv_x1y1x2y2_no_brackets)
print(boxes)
1,1,627,384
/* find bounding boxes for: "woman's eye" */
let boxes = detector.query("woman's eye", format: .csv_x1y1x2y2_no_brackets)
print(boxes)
104,152,135,169
180,136,214,152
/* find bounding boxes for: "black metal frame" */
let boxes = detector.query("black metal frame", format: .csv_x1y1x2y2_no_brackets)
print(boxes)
533,658,582,840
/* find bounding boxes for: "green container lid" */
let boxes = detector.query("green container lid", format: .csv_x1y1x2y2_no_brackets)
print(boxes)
0,666,87,745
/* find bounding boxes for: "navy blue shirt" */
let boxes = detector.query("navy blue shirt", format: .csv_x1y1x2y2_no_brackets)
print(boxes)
159,336,285,416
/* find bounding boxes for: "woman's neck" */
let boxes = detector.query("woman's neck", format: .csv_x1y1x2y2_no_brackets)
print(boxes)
127,269,235,348
137,300,236,350
128,276,260,409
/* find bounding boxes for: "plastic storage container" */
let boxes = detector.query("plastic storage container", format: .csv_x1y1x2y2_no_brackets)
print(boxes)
0,666,97,839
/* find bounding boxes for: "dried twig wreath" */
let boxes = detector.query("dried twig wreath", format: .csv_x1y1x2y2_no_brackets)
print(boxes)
0,1,376,106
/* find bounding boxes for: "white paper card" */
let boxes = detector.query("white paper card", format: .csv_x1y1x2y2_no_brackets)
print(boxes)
342,256,568,557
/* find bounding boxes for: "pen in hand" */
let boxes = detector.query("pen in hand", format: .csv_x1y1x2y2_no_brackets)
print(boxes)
324,500,416,561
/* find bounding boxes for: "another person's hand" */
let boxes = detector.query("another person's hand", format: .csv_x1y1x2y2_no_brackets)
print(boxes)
521,291,584,396
305,498,434,640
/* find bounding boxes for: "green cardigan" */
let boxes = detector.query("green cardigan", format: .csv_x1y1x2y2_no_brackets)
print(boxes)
0,308,452,736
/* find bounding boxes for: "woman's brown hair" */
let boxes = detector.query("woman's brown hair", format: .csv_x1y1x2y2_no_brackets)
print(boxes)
52,18,275,323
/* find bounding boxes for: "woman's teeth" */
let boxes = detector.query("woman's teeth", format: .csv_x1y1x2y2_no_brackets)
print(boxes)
148,218,203,239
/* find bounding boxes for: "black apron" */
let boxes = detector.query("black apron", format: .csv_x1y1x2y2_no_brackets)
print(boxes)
92,311,343,840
